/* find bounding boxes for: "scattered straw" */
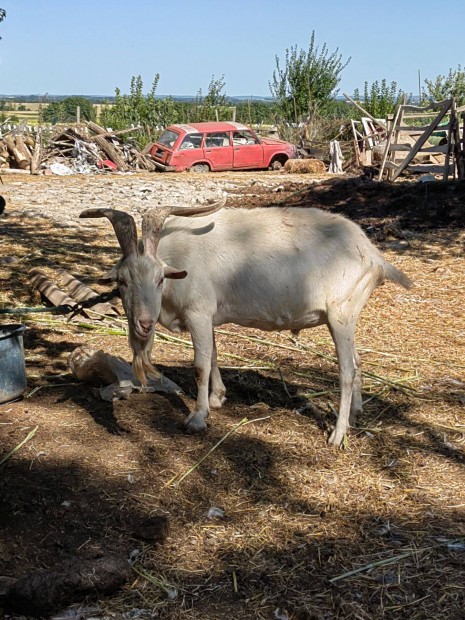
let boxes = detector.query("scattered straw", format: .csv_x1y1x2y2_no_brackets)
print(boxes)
0,426,38,467
164,416,270,488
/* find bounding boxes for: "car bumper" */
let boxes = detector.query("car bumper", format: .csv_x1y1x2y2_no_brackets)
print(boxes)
151,160,176,172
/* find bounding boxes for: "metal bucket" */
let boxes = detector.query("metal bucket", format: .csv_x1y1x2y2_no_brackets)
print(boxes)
0,324,27,403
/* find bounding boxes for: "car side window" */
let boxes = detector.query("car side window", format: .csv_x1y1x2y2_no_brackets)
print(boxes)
232,130,259,145
179,134,203,150
205,132,231,148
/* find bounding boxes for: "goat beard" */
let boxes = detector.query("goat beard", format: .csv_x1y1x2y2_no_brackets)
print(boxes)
129,329,162,385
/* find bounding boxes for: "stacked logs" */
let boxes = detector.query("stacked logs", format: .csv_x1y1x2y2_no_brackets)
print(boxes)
0,121,156,174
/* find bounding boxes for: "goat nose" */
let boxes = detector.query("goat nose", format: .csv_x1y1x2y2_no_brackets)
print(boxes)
139,319,153,333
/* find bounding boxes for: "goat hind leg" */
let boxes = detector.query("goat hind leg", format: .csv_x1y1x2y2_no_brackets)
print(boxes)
209,329,226,409
328,321,357,447
350,349,362,426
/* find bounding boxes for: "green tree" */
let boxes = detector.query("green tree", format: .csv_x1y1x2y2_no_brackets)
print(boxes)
353,79,408,118
423,66,465,106
0,8,5,40
235,99,277,126
43,96,96,123
100,75,178,147
192,75,229,122
269,31,350,124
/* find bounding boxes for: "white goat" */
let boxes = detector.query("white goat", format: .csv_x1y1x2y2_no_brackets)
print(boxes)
80,198,412,446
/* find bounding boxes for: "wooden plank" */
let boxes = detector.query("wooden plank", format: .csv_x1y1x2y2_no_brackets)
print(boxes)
377,103,402,181
407,164,453,174
351,120,362,167
393,99,452,114
443,99,455,181
388,144,411,152
418,144,449,154
456,106,465,180
396,124,450,133
388,98,406,179
383,161,400,170
402,112,451,119
343,93,388,130
388,143,450,154
391,100,453,181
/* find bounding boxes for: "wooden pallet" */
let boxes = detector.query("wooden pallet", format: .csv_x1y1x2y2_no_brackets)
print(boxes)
378,99,464,181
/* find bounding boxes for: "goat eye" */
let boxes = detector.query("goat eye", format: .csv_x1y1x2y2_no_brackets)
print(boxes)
117,279,127,288
157,278,164,288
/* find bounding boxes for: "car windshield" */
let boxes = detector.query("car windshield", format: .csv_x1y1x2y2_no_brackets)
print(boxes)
232,130,259,145
157,129,179,148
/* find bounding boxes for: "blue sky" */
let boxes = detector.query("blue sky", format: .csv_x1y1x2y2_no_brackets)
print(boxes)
0,0,464,98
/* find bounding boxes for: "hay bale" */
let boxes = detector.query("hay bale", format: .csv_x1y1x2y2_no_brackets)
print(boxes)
284,158,326,174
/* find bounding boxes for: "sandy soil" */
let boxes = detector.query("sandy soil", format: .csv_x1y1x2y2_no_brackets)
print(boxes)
0,170,464,620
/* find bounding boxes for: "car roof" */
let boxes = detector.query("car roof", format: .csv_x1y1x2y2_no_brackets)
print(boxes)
167,122,251,134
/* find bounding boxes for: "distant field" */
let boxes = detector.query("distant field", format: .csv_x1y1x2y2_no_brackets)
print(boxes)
1,100,107,126
1,101,43,125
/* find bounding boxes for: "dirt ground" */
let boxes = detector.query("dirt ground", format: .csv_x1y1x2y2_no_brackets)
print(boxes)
0,170,465,620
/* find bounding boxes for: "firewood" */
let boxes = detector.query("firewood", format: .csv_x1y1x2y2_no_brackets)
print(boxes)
3,135,30,170
30,131,42,175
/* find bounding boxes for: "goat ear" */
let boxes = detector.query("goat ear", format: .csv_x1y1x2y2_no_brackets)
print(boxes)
98,266,118,285
164,265,188,280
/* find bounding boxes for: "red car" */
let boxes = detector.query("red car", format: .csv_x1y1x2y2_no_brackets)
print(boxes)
149,122,296,172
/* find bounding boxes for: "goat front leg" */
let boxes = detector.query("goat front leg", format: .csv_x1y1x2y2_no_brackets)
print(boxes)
209,329,226,409
184,317,214,433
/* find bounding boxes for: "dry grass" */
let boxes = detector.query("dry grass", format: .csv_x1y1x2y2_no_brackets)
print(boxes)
0,175,464,619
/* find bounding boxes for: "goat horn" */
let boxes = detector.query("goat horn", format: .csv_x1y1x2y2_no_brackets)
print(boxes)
142,193,227,256
168,193,227,218
80,208,137,259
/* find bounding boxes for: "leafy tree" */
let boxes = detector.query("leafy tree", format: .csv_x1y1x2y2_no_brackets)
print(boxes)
0,8,5,40
423,66,465,106
100,75,178,147
43,96,96,123
353,79,408,118
269,31,350,125
235,100,277,125
192,75,229,122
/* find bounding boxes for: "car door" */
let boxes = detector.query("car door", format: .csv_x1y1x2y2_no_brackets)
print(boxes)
171,132,204,170
232,130,264,168
203,131,233,170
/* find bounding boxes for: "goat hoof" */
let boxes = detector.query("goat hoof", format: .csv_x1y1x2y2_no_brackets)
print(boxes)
184,413,208,434
328,429,345,447
209,394,226,409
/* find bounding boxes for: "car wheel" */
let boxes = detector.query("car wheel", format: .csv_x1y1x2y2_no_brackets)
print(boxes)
190,163,210,173
270,159,284,171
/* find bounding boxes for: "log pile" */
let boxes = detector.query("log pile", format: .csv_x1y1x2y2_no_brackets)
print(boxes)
0,121,157,174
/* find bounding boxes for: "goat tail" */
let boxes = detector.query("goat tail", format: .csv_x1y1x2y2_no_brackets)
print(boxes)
383,261,413,290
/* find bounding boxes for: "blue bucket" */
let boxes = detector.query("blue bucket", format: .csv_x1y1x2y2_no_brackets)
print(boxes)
0,324,27,403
